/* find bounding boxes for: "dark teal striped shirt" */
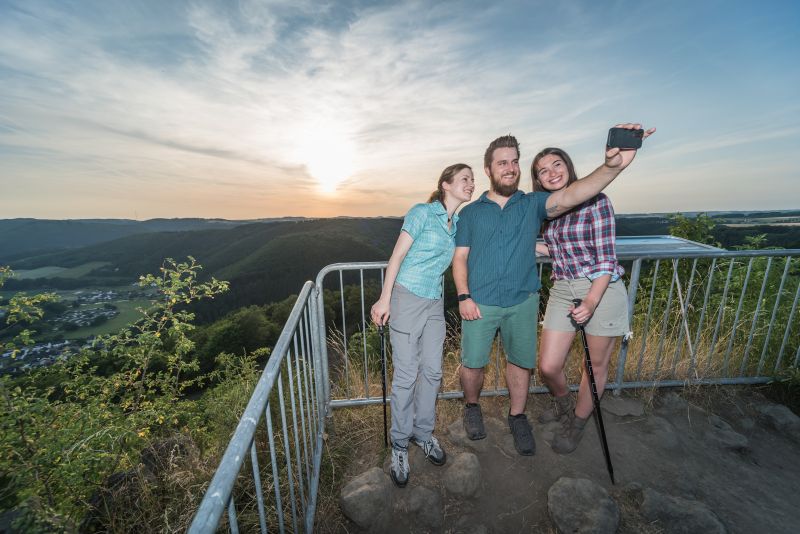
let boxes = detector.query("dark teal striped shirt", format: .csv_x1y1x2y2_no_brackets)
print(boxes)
455,190,551,307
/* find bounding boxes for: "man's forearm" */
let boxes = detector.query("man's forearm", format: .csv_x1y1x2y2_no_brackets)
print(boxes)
452,255,470,295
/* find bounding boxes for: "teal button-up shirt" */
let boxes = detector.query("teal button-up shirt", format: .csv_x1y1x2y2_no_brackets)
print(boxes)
455,190,551,307
396,202,458,299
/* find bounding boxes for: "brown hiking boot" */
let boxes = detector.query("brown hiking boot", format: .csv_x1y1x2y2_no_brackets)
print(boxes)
538,394,574,424
551,412,589,454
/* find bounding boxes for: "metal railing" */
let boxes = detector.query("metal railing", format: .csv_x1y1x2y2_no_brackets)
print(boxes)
191,248,800,532
316,249,800,408
189,281,325,534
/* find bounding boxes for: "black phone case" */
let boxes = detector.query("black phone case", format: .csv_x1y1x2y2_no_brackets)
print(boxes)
607,128,644,149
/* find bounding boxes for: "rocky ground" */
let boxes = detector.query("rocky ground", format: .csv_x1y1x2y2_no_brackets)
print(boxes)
337,388,800,533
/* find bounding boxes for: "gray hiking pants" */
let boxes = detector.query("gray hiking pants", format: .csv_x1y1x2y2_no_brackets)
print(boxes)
389,284,445,448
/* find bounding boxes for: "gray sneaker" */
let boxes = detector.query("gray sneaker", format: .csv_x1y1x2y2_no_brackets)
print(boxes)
390,444,410,487
538,394,574,424
411,435,447,466
463,403,486,440
508,413,536,456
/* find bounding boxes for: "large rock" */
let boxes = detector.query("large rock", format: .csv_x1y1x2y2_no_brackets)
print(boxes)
602,396,645,417
444,452,481,498
640,488,726,533
657,392,688,413
705,415,748,451
402,486,442,529
340,467,391,531
547,477,619,534
756,403,800,442
644,416,680,449
453,515,489,534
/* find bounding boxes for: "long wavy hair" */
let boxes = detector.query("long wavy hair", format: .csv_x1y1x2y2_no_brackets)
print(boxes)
531,147,578,192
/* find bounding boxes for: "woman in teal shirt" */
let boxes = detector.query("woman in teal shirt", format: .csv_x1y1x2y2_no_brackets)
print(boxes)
371,163,474,487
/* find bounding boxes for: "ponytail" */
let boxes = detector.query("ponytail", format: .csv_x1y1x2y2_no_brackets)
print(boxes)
428,163,470,204
427,190,443,204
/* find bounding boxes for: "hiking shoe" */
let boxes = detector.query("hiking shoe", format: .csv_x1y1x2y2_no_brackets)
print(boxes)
538,394,574,424
390,444,410,487
508,413,536,456
463,403,486,440
552,413,589,454
411,435,447,466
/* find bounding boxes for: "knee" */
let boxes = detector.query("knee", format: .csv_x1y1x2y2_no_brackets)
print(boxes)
538,359,564,380
420,363,443,382
392,366,417,389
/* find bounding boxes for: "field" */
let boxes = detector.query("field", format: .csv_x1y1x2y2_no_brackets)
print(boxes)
13,261,110,280
63,298,153,339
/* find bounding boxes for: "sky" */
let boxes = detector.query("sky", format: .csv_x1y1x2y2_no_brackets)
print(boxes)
1,0,798,219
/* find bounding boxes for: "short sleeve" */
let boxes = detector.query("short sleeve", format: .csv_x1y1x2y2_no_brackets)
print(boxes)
529,191,551,221
455,205,473,247
401,204,428,239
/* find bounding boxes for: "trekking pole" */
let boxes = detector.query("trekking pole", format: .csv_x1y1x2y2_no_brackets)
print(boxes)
378,324,389,448
573,299,615,484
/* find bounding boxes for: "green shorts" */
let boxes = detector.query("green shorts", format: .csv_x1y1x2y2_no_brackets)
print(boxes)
460,293,539,370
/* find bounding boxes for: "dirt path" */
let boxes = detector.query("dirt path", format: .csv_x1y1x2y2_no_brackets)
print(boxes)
333,388,800,533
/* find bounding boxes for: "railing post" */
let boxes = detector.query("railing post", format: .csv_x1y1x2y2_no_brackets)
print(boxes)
614,258,641,396
314,284,331,416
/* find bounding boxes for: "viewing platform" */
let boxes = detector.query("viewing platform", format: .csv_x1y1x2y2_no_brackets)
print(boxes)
189,239,800,533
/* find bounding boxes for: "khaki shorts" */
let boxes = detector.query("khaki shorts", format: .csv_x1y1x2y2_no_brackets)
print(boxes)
543,278,630,337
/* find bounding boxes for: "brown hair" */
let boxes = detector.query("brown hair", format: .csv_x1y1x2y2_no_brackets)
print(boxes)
484,134,520,169
428,163,471,204
531,147,578,192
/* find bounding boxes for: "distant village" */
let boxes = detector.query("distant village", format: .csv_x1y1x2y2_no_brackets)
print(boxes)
0,288,156,375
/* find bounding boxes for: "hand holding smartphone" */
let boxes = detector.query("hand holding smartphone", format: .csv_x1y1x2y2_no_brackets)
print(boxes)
607,127,644,149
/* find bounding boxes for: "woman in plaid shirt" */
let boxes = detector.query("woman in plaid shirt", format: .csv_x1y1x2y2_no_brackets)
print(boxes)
532,147,631,454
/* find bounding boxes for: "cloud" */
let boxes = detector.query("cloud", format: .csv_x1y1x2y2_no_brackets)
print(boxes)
1,0,797,217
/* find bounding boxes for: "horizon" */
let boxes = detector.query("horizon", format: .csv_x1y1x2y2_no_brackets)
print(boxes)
4,207,800,224
1,0,799,219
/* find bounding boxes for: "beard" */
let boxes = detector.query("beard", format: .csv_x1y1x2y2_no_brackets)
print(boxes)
490,172,520,197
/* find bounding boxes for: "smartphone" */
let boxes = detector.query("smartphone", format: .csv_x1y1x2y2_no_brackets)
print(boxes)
607,127,644,149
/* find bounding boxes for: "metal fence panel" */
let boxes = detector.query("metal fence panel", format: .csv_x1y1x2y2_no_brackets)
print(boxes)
192,248,800,531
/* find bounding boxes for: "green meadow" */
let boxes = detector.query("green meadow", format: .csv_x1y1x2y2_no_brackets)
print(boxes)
63,298,153,340
12,261,110,280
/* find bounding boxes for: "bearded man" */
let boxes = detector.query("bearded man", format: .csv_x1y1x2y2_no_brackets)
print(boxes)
454,125,653,455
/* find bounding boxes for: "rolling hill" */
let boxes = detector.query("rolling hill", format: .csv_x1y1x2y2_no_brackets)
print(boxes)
3,218,404,321
0,217,305,262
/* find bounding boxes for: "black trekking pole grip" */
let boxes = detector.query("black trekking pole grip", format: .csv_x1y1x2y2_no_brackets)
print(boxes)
378,324,389,449
572,298,616,484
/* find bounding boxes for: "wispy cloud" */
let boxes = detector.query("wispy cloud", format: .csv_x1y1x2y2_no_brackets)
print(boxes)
0,0,798,218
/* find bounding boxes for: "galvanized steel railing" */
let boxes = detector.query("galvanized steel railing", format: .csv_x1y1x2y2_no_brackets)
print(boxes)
191,248,800,532
316,249,800,408
189,281,325,534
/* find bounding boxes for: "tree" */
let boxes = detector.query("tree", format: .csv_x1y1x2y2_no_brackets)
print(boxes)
0,258,229,528
668,213,719,246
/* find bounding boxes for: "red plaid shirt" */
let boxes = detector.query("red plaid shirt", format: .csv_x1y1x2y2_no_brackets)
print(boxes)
542,193,624,281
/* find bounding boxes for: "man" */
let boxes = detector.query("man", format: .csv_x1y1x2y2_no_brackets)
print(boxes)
454,123,654,455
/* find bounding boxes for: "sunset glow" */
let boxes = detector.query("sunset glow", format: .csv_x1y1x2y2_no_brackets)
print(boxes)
0,1,798,219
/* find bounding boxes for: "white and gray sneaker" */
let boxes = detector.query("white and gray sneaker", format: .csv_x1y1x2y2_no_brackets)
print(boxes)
390,444,410,487
411,435,447,466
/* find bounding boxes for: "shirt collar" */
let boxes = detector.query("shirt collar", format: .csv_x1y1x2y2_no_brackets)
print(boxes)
431,201,458,233
477,189,524,206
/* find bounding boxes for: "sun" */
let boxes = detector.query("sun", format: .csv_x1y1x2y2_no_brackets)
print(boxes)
300,123,356,193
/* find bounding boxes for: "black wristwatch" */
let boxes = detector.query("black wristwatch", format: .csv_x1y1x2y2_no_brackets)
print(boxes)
458,293,472,302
